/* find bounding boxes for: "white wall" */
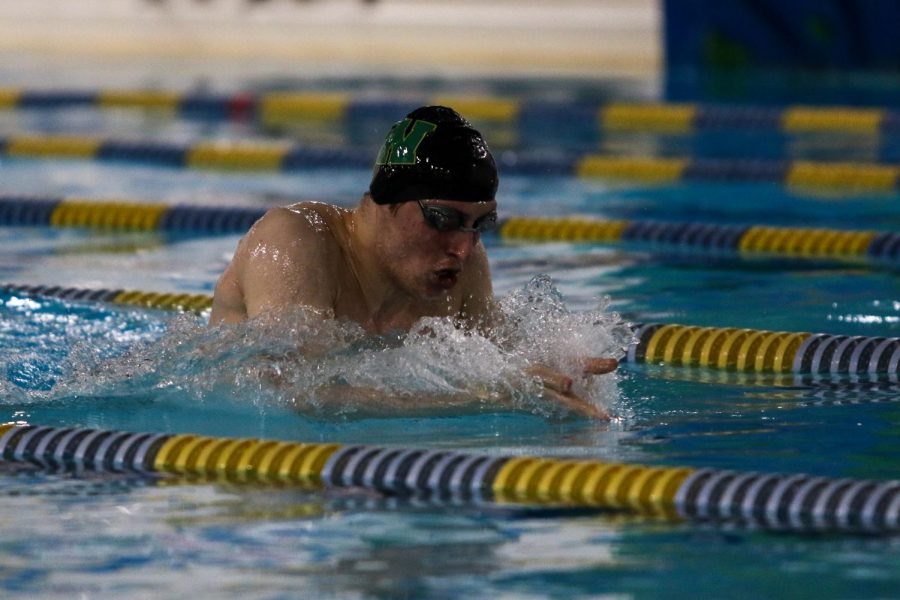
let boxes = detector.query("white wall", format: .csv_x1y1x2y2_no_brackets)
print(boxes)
0,0,659,82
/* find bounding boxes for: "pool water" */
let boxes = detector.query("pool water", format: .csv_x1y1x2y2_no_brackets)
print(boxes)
1,79,900,598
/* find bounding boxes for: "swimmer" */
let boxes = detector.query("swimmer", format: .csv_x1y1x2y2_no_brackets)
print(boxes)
210,106,618,418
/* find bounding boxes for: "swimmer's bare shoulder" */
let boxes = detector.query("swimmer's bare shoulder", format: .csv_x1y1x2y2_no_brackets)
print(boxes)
210,202,347,324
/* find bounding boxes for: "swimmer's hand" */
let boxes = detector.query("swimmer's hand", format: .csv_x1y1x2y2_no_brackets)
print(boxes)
527,357,619,420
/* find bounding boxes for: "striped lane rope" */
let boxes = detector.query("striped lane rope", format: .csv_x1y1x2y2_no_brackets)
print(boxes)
0,195,264,233
574,156,900,190
4,197,899,266
4,132,900,191
0,134,369,172
631,323,900,376
4,88,900,136
500,216,900,264
0,423,896,532
0,283,212,313
3,282,900,376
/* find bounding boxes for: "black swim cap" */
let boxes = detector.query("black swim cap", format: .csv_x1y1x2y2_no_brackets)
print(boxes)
368,106,498,205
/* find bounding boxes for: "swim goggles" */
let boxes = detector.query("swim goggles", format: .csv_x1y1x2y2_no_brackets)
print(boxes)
417,200,498,234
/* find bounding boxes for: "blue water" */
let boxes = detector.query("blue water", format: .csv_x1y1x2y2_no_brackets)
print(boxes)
1,80,900,598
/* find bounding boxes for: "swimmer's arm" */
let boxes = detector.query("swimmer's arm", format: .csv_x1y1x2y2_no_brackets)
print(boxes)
259,354,607,420
211,207,338,324
304,384,607,420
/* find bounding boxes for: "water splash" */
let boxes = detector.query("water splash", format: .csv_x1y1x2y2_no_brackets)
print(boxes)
14,276,634,419
495,274,635,407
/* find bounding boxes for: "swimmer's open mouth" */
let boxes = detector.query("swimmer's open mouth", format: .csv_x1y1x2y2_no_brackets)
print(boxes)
433,268,460,289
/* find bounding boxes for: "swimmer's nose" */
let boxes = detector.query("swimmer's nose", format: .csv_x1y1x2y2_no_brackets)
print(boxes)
444,230,477,261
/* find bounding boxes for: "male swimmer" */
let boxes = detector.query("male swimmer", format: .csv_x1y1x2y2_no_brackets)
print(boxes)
210,106,618,418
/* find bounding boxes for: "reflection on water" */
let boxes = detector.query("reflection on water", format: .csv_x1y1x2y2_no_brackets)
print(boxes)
2,465,899,599
618,364,900,480
0,466,614,599
638,363,900,409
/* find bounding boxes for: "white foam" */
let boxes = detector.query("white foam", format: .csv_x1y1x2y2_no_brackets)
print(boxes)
37,275,633,420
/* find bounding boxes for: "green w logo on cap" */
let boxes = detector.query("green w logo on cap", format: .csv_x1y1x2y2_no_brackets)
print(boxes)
375,118,437,166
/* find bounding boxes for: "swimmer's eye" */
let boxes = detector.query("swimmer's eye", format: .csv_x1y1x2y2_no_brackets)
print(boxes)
417,201,498,234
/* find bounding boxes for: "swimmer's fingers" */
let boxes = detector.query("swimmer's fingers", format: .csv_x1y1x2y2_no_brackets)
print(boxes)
526,365,573,394
528,358,618,382
581,357,619,375
526,366,607,419
542,388,610,420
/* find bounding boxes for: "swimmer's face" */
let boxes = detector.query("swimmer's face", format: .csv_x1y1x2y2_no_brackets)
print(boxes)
377,198,497,299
